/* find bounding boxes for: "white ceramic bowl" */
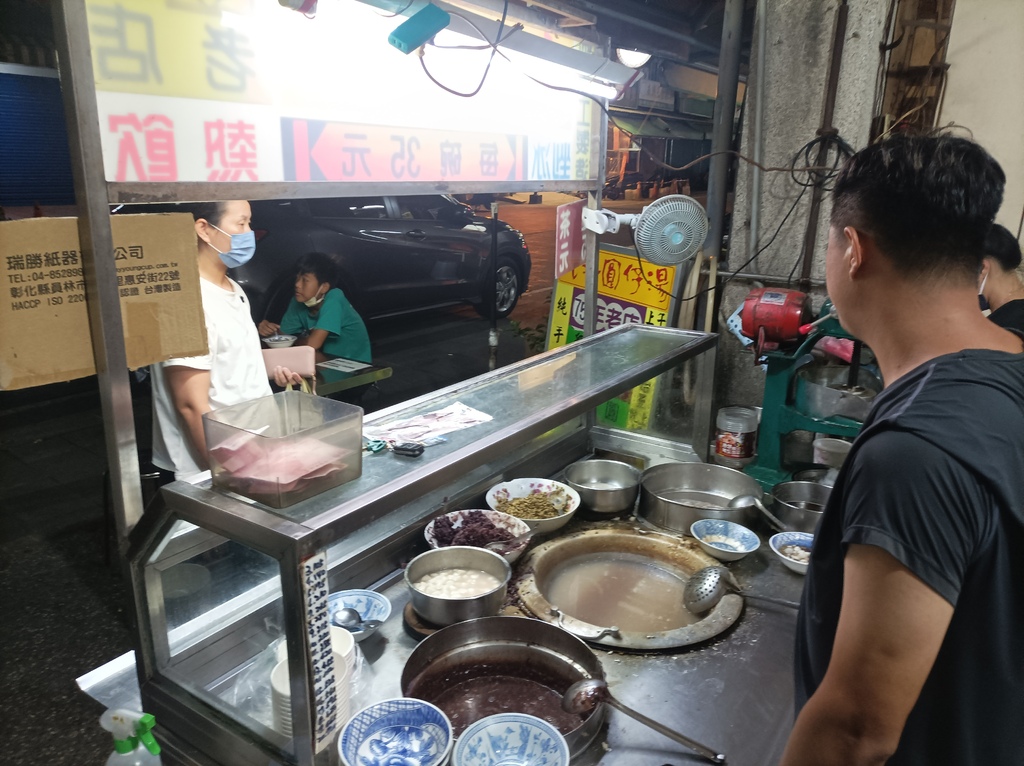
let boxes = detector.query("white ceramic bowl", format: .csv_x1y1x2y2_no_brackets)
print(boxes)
690,518,760,562
263,334,297,349
454,712,570,766
327,589,392,642
769,531,814,575
339,698,453,766
485,478,581,535
424,509,532,563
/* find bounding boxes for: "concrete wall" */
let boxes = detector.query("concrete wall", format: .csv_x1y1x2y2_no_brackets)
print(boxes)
719,0,887,409
940,0,1024,234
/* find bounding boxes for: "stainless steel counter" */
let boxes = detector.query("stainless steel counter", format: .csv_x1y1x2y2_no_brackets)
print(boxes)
81,529,803,766
338,532,803,766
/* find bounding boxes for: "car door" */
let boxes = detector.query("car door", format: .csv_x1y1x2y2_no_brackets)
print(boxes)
304,196,424,316
387,194,489,306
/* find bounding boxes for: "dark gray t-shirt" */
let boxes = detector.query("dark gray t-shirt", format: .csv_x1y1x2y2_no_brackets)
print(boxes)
794,348,1024,765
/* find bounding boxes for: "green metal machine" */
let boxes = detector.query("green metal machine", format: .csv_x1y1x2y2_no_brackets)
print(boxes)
746,301,876,490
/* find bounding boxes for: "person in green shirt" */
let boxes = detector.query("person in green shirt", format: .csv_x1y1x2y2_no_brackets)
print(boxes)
258,253,371,363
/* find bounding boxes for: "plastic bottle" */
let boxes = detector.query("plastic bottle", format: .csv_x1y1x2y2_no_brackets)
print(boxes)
101,709,163,766
713,406,759,469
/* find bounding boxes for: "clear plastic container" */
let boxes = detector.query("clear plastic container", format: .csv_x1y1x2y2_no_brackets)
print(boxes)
713,406,759,469
204,391,362,508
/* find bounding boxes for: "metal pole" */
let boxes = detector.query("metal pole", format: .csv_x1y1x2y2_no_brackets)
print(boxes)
489,201,500,371
53,0,144,544
798,0,849,292
749,0,768,271
704,0,745,267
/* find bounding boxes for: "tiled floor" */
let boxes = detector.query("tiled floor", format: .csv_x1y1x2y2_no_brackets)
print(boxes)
0,311,530,765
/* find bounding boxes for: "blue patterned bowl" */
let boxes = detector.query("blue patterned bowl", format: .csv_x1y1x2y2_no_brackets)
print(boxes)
453,713,570,766
339,698,453,766
690,519,760,562
769,531,814,575
328,589,392,642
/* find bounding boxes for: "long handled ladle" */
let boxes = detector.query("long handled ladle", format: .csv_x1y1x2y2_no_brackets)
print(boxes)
728,493,788,532
562,678,727,764
684,565,799,615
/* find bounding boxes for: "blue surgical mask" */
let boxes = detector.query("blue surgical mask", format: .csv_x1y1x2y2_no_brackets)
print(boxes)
208,223,256,268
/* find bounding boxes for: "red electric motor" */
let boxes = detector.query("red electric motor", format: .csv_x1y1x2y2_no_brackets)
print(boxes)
741,287,812,355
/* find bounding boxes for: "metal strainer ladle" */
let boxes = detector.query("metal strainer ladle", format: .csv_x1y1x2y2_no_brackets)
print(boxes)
562,678,726,764
684,565,799,615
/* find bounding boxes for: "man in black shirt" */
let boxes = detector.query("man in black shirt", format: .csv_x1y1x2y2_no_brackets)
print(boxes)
781,135,1024,766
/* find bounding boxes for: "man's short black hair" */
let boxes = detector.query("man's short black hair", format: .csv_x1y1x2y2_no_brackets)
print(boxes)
984,223,1022,272
295,252,337,286
830,134,1005,281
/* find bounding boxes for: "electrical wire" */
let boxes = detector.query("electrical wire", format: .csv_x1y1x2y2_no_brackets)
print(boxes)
417,2,509,98
376,0,415,18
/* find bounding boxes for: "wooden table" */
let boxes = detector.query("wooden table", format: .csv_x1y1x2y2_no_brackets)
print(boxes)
314,357,392,396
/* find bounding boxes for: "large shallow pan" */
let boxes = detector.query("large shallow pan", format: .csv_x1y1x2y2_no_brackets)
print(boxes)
638,462,764,534
400,616,605,757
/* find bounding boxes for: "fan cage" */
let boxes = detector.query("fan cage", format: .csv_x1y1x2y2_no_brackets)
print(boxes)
632,195,709,266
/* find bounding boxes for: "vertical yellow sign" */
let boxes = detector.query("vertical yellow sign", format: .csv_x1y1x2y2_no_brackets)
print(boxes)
547,248,675,429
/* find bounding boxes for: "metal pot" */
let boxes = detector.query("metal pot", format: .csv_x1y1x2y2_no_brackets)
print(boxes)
400,616,606,757
769,481,831,533
404,546,511,626
563,459,640,516
638,462,764,534
794,364,880,422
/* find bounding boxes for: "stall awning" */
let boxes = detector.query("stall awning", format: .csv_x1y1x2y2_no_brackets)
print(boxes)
609,113,709,141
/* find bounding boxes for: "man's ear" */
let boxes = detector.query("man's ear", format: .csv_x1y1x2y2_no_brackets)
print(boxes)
844,226,866,278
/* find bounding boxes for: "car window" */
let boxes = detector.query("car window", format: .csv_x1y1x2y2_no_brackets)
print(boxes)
307,197,387,219
394,195,458,221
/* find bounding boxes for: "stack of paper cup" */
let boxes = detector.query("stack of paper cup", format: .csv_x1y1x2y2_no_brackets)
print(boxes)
270,627,357,736
331,626,355,727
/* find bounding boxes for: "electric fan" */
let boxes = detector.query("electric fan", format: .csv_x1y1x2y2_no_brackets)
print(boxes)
581,194,709,266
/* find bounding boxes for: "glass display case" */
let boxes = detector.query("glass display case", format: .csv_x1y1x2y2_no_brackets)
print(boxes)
123,325,717,766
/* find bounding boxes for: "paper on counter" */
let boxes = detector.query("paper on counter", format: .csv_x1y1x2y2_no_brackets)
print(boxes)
317,358,372,373
363,402,492,444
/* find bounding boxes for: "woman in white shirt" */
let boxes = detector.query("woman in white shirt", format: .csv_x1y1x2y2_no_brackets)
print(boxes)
151,200,299,479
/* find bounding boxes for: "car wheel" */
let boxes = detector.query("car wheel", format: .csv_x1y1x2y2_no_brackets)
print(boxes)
475,256,522,319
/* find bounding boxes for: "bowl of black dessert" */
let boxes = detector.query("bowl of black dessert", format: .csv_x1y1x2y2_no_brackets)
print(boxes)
425,509,532,563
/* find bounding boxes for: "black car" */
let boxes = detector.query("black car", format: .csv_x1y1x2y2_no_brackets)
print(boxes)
235,194,531,325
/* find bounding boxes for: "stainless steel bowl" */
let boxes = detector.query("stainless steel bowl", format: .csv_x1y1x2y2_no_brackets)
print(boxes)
770,481,831,533
400,616,606,757
404,546,511,626
564,459,640,516
638,461,764,534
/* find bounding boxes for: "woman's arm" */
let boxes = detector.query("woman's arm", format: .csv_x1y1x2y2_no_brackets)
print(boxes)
164,365,213,469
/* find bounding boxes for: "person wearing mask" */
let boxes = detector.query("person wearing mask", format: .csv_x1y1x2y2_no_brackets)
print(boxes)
978,222,1024,332
781,135,1024,765
151,200,300,480
258,253,371,363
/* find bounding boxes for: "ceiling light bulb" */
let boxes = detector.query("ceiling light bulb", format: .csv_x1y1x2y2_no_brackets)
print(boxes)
616,48,652,69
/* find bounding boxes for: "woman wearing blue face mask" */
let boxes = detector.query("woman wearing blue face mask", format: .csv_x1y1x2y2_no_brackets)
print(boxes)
258,252,371,363
151,200,300,480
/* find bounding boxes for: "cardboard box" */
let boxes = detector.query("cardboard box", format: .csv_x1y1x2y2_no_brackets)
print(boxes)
0,214,207,390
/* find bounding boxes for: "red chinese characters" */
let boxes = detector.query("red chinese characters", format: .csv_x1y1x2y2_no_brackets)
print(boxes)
110,114,178,182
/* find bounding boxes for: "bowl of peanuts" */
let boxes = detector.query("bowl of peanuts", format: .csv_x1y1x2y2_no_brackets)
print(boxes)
485,478,581,535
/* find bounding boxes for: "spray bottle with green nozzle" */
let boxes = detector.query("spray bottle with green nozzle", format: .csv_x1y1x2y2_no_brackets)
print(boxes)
100,709,163,766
